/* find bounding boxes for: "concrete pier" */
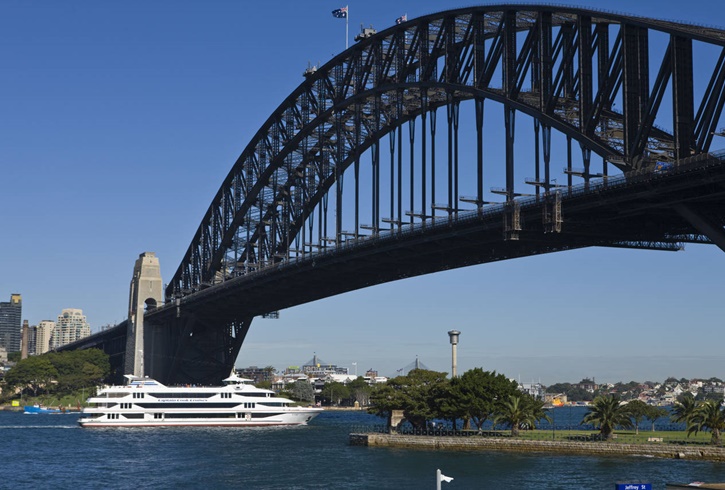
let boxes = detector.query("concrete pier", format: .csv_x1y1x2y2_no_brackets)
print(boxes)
349,433,725,462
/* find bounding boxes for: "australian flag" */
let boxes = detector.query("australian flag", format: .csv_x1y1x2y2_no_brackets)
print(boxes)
395,14,407,25
332,6,348,19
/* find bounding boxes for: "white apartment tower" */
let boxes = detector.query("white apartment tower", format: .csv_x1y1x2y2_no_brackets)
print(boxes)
35,320,56,355
50,309,90,349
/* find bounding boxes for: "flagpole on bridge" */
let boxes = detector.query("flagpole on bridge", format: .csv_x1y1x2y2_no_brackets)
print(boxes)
332,6,350,51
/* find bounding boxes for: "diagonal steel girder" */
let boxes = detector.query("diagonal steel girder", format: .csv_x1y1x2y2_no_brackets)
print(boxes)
166,6,725,301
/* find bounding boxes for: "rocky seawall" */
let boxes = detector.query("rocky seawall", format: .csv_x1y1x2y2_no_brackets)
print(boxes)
349,433,725,462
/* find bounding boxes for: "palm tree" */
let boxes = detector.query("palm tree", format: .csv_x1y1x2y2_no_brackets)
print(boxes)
687,399,725,445
525,398,552,429
671,393,697,425
494,395,538,437
581,395,633,441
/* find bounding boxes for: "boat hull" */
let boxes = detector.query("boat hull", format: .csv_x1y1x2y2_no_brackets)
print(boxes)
78,410,321,428
24,405,61,414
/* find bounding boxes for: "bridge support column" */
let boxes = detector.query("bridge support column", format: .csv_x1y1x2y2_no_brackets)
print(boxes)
673,204,725,252
124,252,164,377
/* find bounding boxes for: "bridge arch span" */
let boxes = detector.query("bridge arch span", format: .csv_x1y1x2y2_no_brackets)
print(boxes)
167,5,725,300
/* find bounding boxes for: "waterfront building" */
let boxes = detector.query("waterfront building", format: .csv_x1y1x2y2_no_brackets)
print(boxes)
236,365,276,385
519,382,545,399
0,294,22,352
577,378,598,393
35,320,55,355
300,354,349,377
50,309,91,349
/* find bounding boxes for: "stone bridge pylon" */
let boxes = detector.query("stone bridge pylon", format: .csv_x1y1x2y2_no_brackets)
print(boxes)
124,252,164,377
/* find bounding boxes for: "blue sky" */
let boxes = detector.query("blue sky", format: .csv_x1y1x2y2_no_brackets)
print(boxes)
2,0,724,384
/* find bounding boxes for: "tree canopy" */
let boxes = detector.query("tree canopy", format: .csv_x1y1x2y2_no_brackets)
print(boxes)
369,369,449,429
369,368,546,433
289,379,315,403
581,395,633,440
451,368,520,430
3,349,110,399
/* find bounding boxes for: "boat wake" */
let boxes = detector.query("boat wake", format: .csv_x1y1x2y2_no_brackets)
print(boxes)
0,425,78,430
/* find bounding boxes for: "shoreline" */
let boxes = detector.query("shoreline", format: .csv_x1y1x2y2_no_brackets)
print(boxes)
349,433,725,462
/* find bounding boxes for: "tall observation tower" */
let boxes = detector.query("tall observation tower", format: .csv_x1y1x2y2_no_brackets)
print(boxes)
447,330,460,378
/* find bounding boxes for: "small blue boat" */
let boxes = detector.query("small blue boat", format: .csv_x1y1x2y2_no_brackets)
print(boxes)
24,404,61,414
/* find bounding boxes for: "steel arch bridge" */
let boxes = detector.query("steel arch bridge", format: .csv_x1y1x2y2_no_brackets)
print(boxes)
67,5,725,384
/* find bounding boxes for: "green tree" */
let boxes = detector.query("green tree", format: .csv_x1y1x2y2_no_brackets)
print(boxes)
255,380,272,389
644,406,669,432
44,349,110,393
626,400,650,435
493,394,541,437
566,387,595,402
687,399,725,445
522,396,552,429
348,377,372,406
453,368,520,430
322,381,350,406
545,382,572,394
368,369,449,429
4,355,59,396
671,393,697,424
581,395,633,441
289,380,314,403
435,381,465,429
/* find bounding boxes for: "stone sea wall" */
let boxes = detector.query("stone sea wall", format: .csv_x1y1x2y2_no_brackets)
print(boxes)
349,433,725,462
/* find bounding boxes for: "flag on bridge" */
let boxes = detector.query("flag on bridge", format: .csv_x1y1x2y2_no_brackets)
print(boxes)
332,6,348,18
396,14,407,25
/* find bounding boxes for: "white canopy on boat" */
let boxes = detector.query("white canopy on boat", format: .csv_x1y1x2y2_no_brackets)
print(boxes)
222,373,254,384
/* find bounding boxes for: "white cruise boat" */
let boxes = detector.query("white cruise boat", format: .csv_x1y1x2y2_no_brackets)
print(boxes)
78,374,322,428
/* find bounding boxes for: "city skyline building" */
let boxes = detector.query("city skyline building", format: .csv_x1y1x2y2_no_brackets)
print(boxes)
50,308,90,349
26,324,37,357
35,320,55,355
0,294,22,352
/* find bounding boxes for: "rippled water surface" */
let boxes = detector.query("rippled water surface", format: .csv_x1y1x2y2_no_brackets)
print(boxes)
2,409,724,489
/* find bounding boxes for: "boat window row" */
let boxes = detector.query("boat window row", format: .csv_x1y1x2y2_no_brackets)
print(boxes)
257,402,288,407
151,393,215,399
133,392,145,399
163,413,240,419
156,412,284,419
103,393,127,398
136,402,241,409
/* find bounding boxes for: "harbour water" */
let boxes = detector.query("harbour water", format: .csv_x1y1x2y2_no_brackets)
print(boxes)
3,408,725,489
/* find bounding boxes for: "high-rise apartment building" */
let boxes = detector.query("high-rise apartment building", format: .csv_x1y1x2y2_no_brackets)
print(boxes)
0,294,22,352
50,309,91,349
26,324,37,357
35,320,56,355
